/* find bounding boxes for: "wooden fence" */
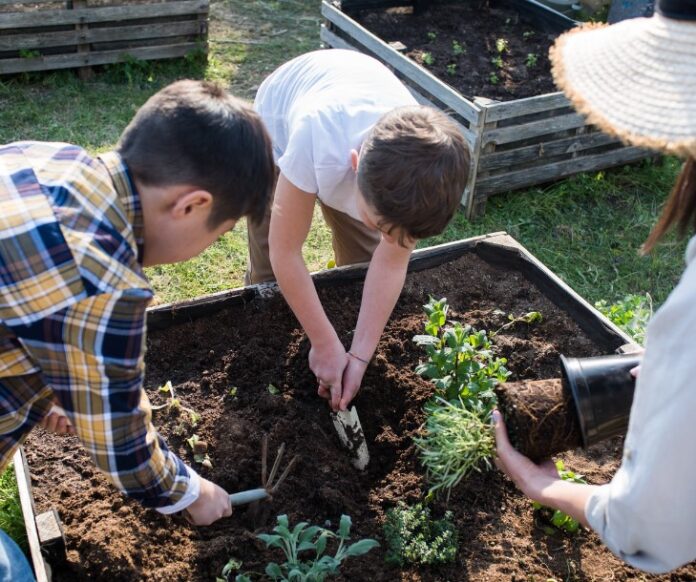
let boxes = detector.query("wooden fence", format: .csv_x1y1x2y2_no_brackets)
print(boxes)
0,0,208,76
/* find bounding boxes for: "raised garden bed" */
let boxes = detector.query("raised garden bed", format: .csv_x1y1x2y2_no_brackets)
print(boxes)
15,233,696,581
0,0,208,77
321,0,652,218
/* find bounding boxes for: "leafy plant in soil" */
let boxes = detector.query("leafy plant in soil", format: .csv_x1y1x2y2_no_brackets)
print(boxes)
595,293,652,345
152,380,201,426
414,297,510,415
383,502,458,566
234,514,379,582
533,460,587,535
414,397,495,496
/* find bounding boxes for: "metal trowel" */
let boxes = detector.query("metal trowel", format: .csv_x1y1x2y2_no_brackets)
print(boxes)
331,406,370,470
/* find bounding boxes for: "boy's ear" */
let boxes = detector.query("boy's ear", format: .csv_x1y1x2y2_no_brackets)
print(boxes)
171,189,213,219
350,149,360,172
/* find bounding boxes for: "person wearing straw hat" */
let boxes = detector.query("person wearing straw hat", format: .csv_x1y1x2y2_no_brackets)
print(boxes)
493,0,696,574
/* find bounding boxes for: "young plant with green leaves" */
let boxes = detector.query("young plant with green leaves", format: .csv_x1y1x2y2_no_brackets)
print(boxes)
383,502,457,566
152,380,201,426
525,52,538,68
595,293,652,345
421,52,435,66
533,460,587,535
492,310,542,336
446,63,457,76
489,72,500,85
414,397,495,496
414,297,510,414
235,514,378,582
452,40,466,56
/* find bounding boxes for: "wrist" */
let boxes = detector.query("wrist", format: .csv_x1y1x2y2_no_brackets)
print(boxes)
348,351,371,366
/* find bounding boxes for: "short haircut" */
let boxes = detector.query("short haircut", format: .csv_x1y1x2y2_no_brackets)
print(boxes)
117,79,275,228
357,106,470,244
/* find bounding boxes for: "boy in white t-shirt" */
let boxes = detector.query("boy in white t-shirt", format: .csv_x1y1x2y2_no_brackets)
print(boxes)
247,49,470,412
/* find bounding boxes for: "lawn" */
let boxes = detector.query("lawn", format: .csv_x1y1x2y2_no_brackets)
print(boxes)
0,0,686,552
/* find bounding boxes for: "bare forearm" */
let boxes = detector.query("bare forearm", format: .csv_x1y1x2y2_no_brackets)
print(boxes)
351,240,411,359
526,475,598,528
271,248,338,345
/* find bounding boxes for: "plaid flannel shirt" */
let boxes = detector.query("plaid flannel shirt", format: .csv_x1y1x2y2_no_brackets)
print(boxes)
0,142,198,512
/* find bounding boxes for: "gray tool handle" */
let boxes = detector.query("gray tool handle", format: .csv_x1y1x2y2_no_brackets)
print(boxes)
229,488,269,506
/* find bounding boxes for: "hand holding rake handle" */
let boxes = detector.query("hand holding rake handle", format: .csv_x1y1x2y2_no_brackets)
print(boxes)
228,435,298,507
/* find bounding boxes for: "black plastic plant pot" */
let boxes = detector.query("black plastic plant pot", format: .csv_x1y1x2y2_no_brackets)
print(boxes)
560,353,642,448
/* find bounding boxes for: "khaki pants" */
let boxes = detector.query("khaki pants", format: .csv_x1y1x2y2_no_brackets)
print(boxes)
245,195,381,285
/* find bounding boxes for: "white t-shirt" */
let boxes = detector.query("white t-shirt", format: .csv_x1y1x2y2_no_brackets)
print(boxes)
585,234,696,573
253,49,417,221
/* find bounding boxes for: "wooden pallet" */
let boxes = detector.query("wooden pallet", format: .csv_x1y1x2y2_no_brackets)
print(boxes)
0,0,208,77
321,0,652,218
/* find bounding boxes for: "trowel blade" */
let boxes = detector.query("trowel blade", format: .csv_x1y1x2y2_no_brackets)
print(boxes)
331,405,370,470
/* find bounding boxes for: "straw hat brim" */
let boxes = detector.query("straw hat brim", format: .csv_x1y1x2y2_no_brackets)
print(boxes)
550,14,696,158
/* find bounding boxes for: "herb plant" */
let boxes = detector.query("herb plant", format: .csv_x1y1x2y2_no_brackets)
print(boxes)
446,63,457,76
452,40,465,56
426,31,437,41
235,514,378,582
153,381,201,426
491,55,503,69
533,460,587,535
525,52,538,68
489,72,500,85
383,503,457,566
415,397,495,495
421,52,435,66
495,38,509,53
414,297,510,414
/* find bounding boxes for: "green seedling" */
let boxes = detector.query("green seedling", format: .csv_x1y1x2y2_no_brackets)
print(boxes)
426,31,437,41
18,49,40,59
267,383,280,396
533,460,587,534
235,514,378,581
523,30,535,39
525,52,539,68
415,397,495,497
491,55,503,69
421,52,434,66
489,72,500,85
186,434,212,468
152,381,201,426
446,63,457,76
492,311,542,336
228,387,238,398
217,558,243,582
495,38,509,54
383,503,457,566
452,40,466,56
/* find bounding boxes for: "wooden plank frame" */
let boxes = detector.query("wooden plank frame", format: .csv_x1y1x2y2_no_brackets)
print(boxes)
13,232,635,577
0,0,208,76
321,0,652,218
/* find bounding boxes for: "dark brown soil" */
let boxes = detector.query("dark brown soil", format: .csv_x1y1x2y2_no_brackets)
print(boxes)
496,378,583,462
24,253,696,581
356,3,559,101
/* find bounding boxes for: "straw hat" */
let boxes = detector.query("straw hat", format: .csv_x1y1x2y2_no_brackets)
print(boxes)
550,0,696,157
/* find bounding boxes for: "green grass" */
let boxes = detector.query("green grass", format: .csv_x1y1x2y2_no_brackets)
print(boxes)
0,465,27,552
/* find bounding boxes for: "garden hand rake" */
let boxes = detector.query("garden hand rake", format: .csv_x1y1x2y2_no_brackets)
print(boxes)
228,435,298,506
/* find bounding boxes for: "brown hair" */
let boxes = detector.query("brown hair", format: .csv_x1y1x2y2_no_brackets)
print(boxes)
642,157,696,254
357,106,471,245
117,80,275,228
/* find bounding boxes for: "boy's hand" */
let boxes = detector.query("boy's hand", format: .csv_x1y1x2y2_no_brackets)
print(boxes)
310,339,349,412
40,404,76,435
184,478,232,526
339,354,369,411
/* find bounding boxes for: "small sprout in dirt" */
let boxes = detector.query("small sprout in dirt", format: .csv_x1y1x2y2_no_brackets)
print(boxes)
186,433,200,451
426,30,437,41
199,454,213,470
186,434,212,466
415,397,495,497
446,63,457,76
159,380,173,394
235,514,378,581
152,381,200,426
495,38,509,54
216,557,243,582
383,502,457,566
451,40,466,56
492,311,543,336
523,30,535,39
525,52,539,68
533,460,587,535
267,383,280,396
491,55,503,69
169,397,181,411
421,51,434,66
228,387,238,398
489,72,500,85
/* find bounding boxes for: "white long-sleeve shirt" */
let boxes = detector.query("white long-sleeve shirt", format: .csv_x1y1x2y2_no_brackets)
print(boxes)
585,235,696,573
